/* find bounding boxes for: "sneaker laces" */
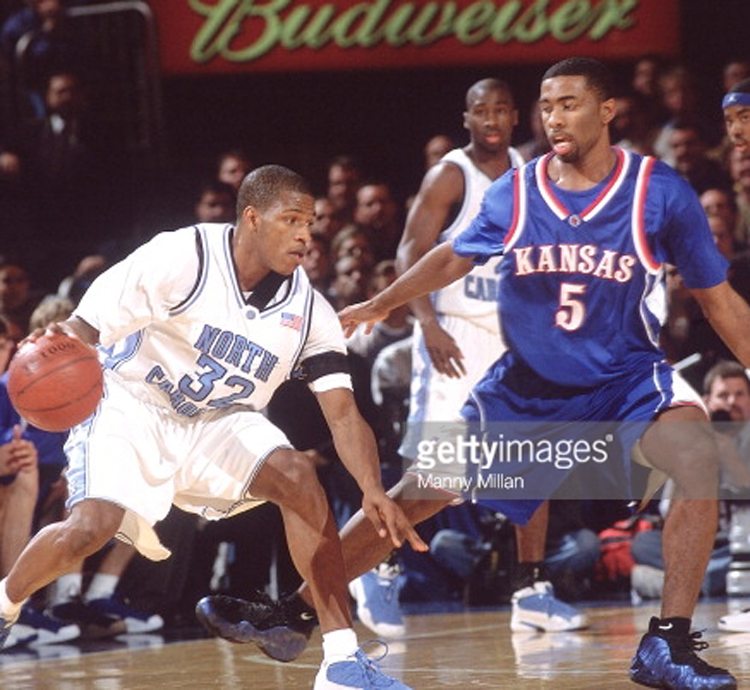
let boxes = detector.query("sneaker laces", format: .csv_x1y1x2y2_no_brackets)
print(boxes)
669,629,729,676
352,641,394,687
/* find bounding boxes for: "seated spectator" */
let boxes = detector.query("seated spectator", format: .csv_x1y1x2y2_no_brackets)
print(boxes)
700,187,746,247
326,154,363,226
193,179,235,224
331,225,376,269
423,134,454,169
0,257,43,337
667,119,731,195
611,91,657,156
301,233,333,300
215,148,251,193
354,180,402,263
328,254,371,312
312,196,346,241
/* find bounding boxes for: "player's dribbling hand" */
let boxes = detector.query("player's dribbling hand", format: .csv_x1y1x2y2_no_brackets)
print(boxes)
338,300,391,337
362,489,428,553
421,320,466,378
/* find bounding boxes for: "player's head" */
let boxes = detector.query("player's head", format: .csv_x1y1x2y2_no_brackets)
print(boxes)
463,78,518,154
723,78,750,155
539,57,616,163
236,165,314,276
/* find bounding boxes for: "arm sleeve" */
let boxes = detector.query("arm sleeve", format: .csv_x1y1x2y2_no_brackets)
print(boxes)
650,164,729,289
451,169,516,265
74,229,202,347
299,291,353,393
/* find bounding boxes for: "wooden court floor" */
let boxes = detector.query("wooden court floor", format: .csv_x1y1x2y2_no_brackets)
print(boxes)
1,599,750,689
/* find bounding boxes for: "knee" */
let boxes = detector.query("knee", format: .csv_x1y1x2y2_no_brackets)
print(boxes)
61,504,121,559
257,450,324,508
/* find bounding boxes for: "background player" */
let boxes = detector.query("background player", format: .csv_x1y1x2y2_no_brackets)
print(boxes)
0,165,424,690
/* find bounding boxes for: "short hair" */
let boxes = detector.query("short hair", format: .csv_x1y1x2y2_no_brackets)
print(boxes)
466,78,514,109
197,179,235,201
29,295,74,331
542,57,614,101
729,77,750,96
236,165,312,218
703,359,750,395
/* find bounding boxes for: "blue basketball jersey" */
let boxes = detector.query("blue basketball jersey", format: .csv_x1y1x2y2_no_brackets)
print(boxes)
453,148,728,387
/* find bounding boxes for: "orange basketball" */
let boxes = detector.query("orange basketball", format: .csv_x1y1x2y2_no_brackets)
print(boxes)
8,332,103,432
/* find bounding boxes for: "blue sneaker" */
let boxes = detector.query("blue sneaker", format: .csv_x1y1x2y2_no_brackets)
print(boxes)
17,606,80,646
195,593,315,662
350,565,405,638
314,647,411,689
510,581,588,632
86,596,163,634
630,618,737,689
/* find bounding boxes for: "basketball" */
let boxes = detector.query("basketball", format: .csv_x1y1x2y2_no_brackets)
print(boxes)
8,332,103,432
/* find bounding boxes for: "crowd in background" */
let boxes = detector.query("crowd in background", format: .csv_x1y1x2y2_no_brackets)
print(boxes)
1,0,750,648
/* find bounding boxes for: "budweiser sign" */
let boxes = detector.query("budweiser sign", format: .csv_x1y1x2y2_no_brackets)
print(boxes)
151,0,679,74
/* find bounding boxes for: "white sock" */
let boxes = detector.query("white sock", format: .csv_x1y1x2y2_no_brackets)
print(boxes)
84,574,119,602
322,628,358,662
0,579,24,622
49,573,83,606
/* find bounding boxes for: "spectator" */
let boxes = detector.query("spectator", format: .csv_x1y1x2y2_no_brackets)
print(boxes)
666,119,731,195
326,154,363,225
301,233,333,299
353,180,402,263
423,134,454,169
312,196,345,241
215,148,251,193
193,179,235,224
0,258,43,337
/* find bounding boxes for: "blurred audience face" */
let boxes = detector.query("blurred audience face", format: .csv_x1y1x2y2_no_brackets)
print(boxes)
46,73,82,119
424,135,454,169
327,162,361,217
708,215,735,259
312,197,343,240
632,57,660,97
218,152,251,192
0,265,30,311
700,188,737,229
195,188,235,223
669,126,704,175
334,231,375,268
705,373,750,422
32,0,63,23
355,183,397,232
332,255,370,305
724,61,750,92
302,235,331,285
660,69,696,117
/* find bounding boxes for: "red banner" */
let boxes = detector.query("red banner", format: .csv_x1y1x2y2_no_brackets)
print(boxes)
150,0,680,75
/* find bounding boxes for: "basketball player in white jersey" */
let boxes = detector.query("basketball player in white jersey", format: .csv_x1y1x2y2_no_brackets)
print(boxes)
0,165,424,690
195,83,585,659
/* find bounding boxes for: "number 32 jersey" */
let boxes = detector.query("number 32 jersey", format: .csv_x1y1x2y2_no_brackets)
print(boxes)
75,224,349,418
452,148,728,388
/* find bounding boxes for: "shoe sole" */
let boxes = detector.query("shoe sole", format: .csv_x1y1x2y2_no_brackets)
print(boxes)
630,660,738,690
194,599,308,662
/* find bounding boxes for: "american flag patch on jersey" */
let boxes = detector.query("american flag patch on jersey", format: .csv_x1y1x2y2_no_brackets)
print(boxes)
281,312,303,330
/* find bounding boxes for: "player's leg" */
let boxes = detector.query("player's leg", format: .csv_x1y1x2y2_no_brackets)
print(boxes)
629,404,735,689
0,499,123,646
250,447,411,689
510,501,589,632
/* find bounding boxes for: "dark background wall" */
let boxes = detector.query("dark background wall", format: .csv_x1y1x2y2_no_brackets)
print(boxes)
147,0,750,229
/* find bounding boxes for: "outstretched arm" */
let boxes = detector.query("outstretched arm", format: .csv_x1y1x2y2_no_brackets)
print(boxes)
339,242,474,336
315,386,428,553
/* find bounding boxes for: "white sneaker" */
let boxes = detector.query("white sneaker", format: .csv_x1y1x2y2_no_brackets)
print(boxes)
510,581,588,632
350,565,405,638
718,608,750,632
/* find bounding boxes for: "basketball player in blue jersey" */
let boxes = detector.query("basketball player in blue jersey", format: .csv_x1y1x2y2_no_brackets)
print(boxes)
337,58,748,689
0,165,425,690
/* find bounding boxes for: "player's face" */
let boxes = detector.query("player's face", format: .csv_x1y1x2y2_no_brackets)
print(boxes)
250,190,314,275
539,76,614,164
463,87,518,153
724,105,750,155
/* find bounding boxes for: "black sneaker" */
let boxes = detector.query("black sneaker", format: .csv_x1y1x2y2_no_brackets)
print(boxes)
630,617,737,689
49,598,127,639
195,592,317,662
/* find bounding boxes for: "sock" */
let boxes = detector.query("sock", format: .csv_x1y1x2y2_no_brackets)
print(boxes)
49,573,83,606
653,616,691,637
322,627,358,662
84,574,119,602
513,561,545,591
0,579,24,623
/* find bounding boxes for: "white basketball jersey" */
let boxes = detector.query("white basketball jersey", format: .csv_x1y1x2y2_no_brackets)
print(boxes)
432,147,523,331
75,224,346,417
